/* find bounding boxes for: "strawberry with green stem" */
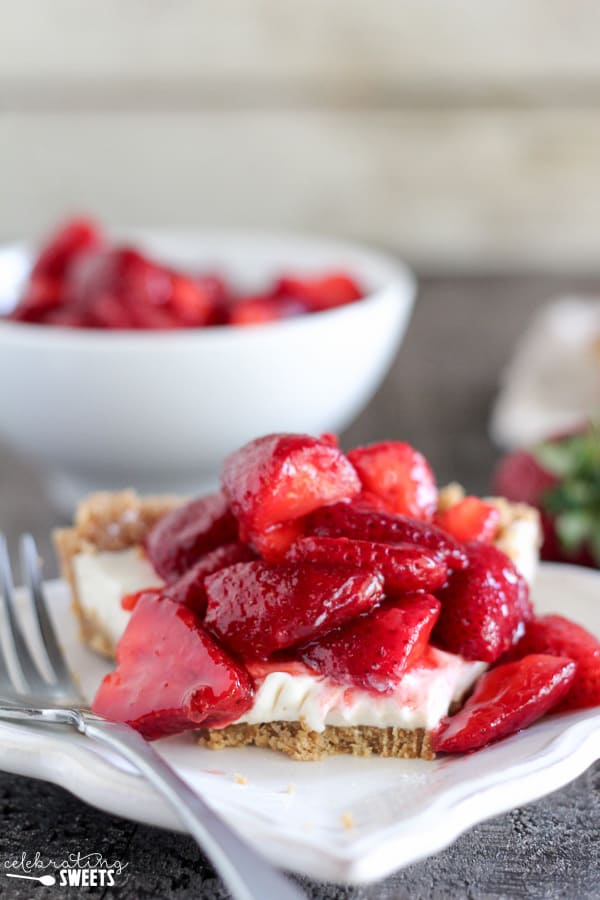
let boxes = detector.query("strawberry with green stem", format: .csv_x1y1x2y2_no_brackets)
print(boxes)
494,423,600,568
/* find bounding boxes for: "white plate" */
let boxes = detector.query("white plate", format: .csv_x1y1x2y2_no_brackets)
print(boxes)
1,564,600,884
491,298,600,449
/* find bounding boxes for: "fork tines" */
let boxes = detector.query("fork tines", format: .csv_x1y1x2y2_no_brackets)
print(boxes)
0,534,82,704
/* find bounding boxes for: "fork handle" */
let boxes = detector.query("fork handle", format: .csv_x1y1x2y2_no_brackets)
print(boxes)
81,717,305,900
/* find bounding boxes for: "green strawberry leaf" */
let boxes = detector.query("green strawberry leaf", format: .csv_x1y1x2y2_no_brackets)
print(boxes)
536,422,600,560
534,441,579,478
590,527,600,567
555,511,596,553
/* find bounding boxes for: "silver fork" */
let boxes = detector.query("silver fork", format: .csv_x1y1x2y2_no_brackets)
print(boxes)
0,534,305,900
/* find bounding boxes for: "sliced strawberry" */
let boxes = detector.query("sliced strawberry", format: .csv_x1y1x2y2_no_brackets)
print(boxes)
299,594,441,692
515,573,534,630
307,501,467,570
222,433,361,535
10,276,64,322
145,493,238,581
286,536,448,593
67,247,159,319
434,497,500,544
92,592,254,739
246,519,306,562
170,274,218,326
347,441,437,520
511,615,600,710
31,217,104,279
228,295,305,325
319,432,340,448
432,542,529,662
122,542,255,615
431,655,576,753
275,273,362,312
163,542,255,613
204,560,384,659
88,293,136,329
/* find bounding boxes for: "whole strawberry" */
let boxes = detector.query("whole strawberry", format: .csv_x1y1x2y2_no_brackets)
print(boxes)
493,424,600,568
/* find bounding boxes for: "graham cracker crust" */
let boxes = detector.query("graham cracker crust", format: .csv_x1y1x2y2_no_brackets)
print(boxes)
53,490,180,657
199,721,434,761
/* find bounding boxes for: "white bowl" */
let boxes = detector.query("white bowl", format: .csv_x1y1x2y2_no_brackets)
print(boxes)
0,230,415,510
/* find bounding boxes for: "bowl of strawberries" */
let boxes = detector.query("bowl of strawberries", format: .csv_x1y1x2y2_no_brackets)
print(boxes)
0,218,415,509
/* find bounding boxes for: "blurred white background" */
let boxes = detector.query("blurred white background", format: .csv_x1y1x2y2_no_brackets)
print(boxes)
3,0,600,272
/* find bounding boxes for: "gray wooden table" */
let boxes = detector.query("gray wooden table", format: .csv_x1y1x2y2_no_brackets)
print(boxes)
1,274,599,899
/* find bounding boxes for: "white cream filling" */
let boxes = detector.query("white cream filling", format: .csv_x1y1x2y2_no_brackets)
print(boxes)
235,652,487,732
72,549,164,649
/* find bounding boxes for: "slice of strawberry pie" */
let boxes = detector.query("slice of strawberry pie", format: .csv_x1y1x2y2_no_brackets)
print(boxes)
55,433,546,760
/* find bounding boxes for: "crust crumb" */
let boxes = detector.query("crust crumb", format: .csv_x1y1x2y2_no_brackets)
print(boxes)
234,773,248,785
340,812,355,830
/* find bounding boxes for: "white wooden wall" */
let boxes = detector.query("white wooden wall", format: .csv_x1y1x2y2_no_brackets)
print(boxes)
2,1,600,271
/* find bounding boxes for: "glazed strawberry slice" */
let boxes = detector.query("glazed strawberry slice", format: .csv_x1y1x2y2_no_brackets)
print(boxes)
434,497,500,544
432,542,531,662
204,560,384,659
228,295,305,325
222,433,361,535
31,217,104,279
307,501,467,570
511,615,600,710
170,274,220,327
347,441,437,520
92,592,254,739
300,594,441,692
246,519,306,562
69,247,177,328
9,276,64,322
286,536,448,593
431,655,576,753
145,493,238,581
163,542,255,613
274,273,362,312
122,542,255,615
319,433,340,448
